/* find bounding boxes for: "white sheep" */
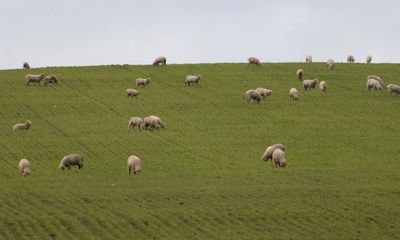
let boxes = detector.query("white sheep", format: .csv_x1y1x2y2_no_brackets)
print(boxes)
59,154,84,170
261,144,285,162
23,62,30,69
366,55,372,64
306,55,312,63
319,81,327,92
127,155,142,175
326,59,335,70
44,75,58,86
245,90,261,103
387,84,400,95
296,69,304,80
25,74,45,86
142,115,165,130
126,88,140,98
18,159,31,176
367,75,383,86
248,57,261,66
367,78,382,91
347,55,355,63
128,117,143,131
152,56,166,66
13,120,32,131
289,88,299,101
255,87,272,99
272,149,287,168
136,78,151,87
303,79,318,91
185,75,201,86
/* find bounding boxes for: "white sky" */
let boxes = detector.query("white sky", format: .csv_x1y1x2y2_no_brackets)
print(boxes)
1,0,399,69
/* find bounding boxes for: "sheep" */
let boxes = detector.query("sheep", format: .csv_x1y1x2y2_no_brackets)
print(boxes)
255,87,272,100
59,154,84,170
142,115,165,130
326,59,335,70
261,144,285,162
247,57,261,66
18,159,31,176
25,73,45,86
13,120,32,131
367,78,382,91
136,78,151,87
127,155,142,175
366,55,372,64
185,75,201,86
128,117,143,131
319,81,327,92
44,75,58,86
289,88,299,100
244,90,261,103
306,55,312,63
272,149,287,168
387,84,400,95
303,79,318,91
296,69,304,80
152,56,167,66
347,54,355,63
126,89,140,98
23,62,30,69
367,75,384,85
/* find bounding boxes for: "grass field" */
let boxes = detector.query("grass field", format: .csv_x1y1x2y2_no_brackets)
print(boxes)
0,62,399,239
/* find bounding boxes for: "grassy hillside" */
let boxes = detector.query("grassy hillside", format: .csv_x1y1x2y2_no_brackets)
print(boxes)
0,63,399,239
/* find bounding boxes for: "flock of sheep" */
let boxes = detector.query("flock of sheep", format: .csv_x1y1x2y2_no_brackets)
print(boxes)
14,54,400,176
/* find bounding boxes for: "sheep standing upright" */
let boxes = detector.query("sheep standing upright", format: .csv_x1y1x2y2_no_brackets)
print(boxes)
255,88,272,100
128,117,143,131
366,55,372,64
296,69,304,80
367,78,382,91
185,75,201,86
289,88,299,100
59,154,84,170
247,57,261,66
126,89,140,98
319,81,327,92
152,56,166,66
127,155,142,175
347,55,355,63
18,159,31,176
44,75,58,86
303,79,318,91
244,90,261,103
136,78,151,87
13,120,32,131
272,149,287,168
326,59,335,70
387,84,400,95
142,115,165,130
306,55,312,63
261,144,285,161
23,62,30,69
25,74,46,86
368,75,383,86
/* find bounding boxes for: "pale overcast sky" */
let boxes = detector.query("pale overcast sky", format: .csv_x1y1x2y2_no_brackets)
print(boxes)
0,0,399,69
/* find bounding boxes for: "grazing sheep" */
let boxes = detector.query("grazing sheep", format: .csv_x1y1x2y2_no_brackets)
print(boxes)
127,155,142,175
296,69,304,80
152,56,167,66
326,59,335,70
59,154,84,170
136,78,151,87
126,88,140,98
255,87,272,99
272,149,287,168
289,88,299,101
367,78,382,91
142,115,165,130
245,90,261,103
387,84,400,95
366,55,372,64
13,120,32,131
185,75,201,86
303,79,318,90
261,144,285,162
368,75,384,85
306,55,313,63
44,75,58,86
18,159,31,176
319,81,327,92
23,62,30,69
248,57,261,66
128,117,143,131
25,73,45,86
347,55,355,63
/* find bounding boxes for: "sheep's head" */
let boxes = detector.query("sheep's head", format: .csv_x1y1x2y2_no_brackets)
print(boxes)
23,168,31,176
147,78,151,82
26,120,32,125
59,164,66,170
40,73,45,78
